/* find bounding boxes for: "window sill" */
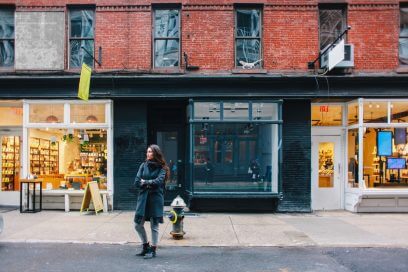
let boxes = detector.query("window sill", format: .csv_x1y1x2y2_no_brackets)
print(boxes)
395,66,408,74
232,68,267,74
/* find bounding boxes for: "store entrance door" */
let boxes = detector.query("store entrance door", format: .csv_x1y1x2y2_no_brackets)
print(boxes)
311,135,342,210
0,131,22,205
148,102,187,205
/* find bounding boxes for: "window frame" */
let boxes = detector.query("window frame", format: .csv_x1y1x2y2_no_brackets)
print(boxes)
318,4,347,51
68,7,95,69
0,7,15,69
234,7,263,69
399,5,408,65
152,8,181,69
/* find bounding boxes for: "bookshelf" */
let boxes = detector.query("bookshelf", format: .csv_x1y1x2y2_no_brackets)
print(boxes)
1,136,20,191
30,137,59,175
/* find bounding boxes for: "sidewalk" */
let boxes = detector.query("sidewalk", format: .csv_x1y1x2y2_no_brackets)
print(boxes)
1,209,408,247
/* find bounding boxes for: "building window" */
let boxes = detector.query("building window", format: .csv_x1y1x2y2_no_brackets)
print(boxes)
153,9,180,68
319,6,346,50
191,101,281,194
235,8,262,68
400,6,408,65
311,104,343,126
0,8,14,68
69,8,95,68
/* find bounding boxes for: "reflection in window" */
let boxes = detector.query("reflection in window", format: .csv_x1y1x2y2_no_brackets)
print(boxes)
70,104,106,124
319,7,346,50
347,128,359,188
311,105,342,126
69,9,95,68
235,9,262,68
0,106,22,126
193,123,278,192
0,9,14,67
252,103,277,120
29,104,64,123
363,102,387,123
223,102,249,120
194,102,221,120
391,102,408,123
400,7,408,65
154,9,179,67
347,103,359,125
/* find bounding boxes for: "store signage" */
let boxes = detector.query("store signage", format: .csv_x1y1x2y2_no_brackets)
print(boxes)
199,136,207,144
320,105,329,112
78,63,92,101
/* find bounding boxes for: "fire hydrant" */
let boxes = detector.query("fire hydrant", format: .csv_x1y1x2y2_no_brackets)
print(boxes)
168,195,186,240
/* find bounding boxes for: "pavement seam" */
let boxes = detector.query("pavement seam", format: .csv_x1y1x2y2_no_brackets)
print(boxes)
229,216,240,245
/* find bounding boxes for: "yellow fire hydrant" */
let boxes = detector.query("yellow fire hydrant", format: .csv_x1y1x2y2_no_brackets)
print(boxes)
168,195,186,240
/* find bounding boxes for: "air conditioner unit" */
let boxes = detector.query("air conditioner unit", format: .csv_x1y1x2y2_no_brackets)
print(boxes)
320,44,354,69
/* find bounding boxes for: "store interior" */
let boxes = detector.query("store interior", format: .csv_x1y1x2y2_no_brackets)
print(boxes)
27,128,107,190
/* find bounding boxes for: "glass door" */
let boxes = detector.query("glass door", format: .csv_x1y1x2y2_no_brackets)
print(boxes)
0,135,21,191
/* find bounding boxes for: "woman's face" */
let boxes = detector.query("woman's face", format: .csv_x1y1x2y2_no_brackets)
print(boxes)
146,148,154,160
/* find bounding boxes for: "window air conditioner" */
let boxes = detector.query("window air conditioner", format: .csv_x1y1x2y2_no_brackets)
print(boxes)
320,44,354,69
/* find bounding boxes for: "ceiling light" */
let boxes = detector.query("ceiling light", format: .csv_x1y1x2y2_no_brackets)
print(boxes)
46,115,58,123
86,115,98,123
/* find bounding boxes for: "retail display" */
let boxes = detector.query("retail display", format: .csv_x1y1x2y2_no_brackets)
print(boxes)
1,136,20,191
30,137,59,175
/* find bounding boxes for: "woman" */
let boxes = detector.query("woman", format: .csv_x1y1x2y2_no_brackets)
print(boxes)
133,144,169,259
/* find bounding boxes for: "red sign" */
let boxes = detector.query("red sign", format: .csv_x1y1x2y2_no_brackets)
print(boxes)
199,136,207,144
319,105,329,112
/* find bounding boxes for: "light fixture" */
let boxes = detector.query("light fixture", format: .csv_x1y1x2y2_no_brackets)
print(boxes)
46,115,58,123
86,115,98,123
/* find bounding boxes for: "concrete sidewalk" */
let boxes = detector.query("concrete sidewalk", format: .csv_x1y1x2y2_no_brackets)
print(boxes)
1,209,408,247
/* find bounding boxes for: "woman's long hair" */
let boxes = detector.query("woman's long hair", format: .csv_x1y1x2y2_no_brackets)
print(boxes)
147,144,170,182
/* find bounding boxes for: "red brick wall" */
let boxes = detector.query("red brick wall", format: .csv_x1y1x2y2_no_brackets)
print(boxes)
0,0,404,73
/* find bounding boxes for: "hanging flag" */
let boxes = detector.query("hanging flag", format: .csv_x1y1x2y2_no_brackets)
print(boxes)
78,63,92,101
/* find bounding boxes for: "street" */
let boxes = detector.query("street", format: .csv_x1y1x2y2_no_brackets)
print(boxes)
0,243,407,272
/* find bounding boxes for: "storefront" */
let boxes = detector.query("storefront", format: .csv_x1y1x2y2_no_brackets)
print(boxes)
0,100,113,207
312,99,408,212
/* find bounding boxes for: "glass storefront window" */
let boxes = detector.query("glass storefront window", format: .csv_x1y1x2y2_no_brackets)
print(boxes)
347,128,359,188
318,142,335,187
0,106,22,126
194,102,221,120
390,102,408,123
347,103,359,125
1,136,20,191
363,101,387,123
29,104,64,123
192,123,278,193
223,102,249,120
28,128,107,190
311,105,342,126
70,104,106,124
252,103,278,120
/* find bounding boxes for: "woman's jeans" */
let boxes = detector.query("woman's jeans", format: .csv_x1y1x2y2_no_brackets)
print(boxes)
135,219,159,246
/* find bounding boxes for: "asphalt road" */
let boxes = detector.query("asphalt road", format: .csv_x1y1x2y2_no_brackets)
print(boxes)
0,243,407,272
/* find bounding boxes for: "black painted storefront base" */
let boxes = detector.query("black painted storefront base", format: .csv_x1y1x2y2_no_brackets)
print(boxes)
189,196,279,212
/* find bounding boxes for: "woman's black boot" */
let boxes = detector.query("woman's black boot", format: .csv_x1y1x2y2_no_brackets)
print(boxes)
136,243,150,256
144,246,156,259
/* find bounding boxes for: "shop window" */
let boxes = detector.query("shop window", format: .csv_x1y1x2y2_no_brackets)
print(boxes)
153,9,180,68
311,105,342,126
0,8,14,68
29,104,64,123
1,136,20,191
70,104,105,124
391,102,408,123
347,103,359,125
252,103,278,120
363,101,387,123
69,8,95,68
318,142,334,188
194,102,221,120
347,128,359,188
192,123,279,193
0,106,22,126
400,6,408,65
319,5,347,50
28,128,107,190
223,102,249,120
235,8,262,68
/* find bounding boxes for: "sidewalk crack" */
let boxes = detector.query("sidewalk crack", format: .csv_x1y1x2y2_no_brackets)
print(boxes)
229,216,240,244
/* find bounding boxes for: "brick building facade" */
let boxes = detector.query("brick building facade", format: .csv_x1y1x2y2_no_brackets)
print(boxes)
0,1,408,212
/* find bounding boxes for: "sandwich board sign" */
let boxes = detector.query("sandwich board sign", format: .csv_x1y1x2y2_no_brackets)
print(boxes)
80,181,104,214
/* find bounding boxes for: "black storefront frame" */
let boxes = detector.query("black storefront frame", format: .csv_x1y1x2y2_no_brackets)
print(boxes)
187,99,283,197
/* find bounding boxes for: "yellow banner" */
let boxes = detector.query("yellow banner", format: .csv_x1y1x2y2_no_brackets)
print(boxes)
78,63,92,101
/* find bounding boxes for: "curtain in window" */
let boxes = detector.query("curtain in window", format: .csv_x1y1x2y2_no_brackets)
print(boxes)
400,8,408,65
319,9,344,50
70,10,94,68
0,9,14,67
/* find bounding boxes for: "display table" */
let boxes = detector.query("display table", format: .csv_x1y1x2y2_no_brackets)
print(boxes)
20,179,43,213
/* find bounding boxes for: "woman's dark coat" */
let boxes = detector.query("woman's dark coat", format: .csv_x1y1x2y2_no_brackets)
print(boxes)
134,161,166,224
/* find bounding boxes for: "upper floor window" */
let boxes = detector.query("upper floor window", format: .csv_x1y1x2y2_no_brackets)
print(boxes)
69,8,95,68
319,6,346,50
153,9,180,68
235,8,262,68
400,6,408,65
0,8,14,68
